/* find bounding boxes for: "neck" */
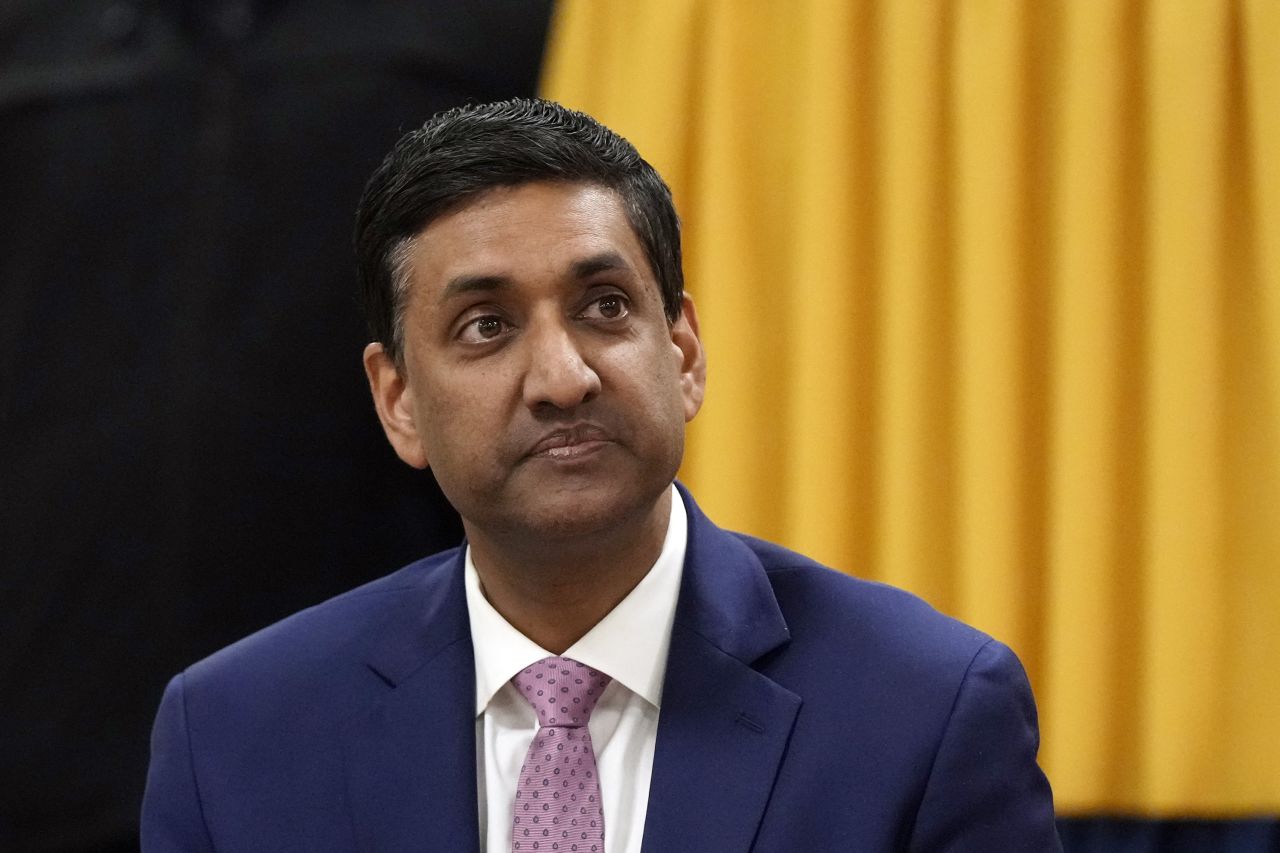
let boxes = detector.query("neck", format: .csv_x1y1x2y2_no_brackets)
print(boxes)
466,491,672,654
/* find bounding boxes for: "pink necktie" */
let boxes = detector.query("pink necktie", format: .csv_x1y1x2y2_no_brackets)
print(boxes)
511,656,612,853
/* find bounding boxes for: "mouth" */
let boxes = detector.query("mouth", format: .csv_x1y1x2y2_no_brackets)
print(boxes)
527,424,613,461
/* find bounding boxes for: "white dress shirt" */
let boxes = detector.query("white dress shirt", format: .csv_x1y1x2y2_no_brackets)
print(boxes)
465,486,687,853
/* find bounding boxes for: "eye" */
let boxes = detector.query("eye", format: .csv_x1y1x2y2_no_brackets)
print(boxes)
457,314,510,344
581,293,629,322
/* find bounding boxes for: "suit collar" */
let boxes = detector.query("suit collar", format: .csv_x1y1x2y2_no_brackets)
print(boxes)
671,482,790,664
344,549,481,852
641,485,800,852
361,551,471,687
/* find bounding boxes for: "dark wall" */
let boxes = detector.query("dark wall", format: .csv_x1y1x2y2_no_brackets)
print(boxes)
0,2,552,849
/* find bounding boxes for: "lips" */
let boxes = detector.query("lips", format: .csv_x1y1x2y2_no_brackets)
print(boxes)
527,424,612,459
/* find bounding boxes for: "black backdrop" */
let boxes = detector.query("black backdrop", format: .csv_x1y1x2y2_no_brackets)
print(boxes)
0,2,551,849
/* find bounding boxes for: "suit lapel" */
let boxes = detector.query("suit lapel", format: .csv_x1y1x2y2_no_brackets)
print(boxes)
343,551,481,852
641,488,800,853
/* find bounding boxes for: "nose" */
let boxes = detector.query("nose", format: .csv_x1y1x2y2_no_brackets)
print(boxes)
521,315,601,412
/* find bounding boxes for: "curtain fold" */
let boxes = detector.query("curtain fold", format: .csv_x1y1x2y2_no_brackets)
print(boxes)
542,0,1280,816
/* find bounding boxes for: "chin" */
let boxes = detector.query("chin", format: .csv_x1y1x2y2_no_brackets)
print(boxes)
513,477,669,542
528,495,640,539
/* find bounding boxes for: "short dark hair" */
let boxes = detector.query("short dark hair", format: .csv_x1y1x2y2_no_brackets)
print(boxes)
355,98,684,365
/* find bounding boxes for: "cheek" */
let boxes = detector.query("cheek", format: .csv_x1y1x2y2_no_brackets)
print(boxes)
616,356,687,433
415,384,489,462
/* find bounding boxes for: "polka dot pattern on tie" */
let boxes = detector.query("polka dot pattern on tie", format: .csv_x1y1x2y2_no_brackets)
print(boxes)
510,656,611,853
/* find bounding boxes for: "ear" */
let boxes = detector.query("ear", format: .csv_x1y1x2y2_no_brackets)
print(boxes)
671,293,706,422
362,342,430,470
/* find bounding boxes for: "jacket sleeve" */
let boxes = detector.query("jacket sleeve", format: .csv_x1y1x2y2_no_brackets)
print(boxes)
141,673,216,853
908,639,1063,852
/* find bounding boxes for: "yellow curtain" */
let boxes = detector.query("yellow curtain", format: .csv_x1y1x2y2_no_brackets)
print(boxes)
542,0,1280,816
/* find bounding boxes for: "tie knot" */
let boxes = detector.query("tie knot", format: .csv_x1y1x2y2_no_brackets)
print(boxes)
512,656,611,728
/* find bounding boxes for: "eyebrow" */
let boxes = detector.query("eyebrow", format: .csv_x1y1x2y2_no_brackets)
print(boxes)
440,274,511,302
439,252,635,303
570,251,633,280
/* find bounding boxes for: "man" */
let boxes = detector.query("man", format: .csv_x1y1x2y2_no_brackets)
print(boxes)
143,99,1061,851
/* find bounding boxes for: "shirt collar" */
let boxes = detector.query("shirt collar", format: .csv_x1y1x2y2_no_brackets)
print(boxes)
465,485,687,717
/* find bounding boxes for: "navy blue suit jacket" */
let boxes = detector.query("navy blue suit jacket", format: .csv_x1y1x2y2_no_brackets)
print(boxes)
143,487,1061,851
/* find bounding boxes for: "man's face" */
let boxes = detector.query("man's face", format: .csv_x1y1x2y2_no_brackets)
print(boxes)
365,181,705,547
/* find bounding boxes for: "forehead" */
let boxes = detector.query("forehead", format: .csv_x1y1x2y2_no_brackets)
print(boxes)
404,182,651,299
